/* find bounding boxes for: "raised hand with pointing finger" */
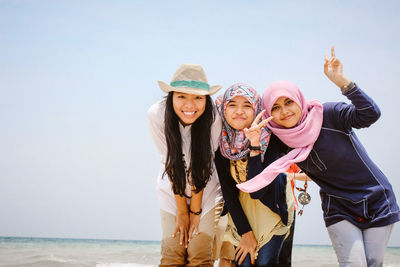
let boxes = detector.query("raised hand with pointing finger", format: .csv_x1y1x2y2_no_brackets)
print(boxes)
243,110,273,156
324,45,352,91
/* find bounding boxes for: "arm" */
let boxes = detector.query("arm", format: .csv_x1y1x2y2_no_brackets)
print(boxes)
147,100,167,155
211,105,223,152
287,172,312,182
188,188,203,241
173,194,190,248
336,86,381,130
324,46,381,130
149,101,191,245
214,149,252,235
214,154,259,264
214,150,257,265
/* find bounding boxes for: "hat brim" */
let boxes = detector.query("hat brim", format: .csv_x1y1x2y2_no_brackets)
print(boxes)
158,81,222,96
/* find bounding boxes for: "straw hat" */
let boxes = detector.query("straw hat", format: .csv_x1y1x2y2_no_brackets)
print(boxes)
158,63,222,95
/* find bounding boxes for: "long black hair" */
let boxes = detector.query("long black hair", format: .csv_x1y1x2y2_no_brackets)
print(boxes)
163,91,215,197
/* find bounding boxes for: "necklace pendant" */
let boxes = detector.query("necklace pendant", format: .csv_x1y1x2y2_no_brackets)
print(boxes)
298,192,311,205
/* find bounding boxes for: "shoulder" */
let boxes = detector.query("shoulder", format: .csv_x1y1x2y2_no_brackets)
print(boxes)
212,104,222,127
147,99,166,120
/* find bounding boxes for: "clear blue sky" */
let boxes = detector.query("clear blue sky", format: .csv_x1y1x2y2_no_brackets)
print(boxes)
1,0,399,246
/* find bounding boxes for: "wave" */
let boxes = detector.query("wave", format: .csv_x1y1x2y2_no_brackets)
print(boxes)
96,264,157,267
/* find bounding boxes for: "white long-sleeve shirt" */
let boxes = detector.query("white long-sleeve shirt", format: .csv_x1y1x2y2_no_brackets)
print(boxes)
147,100,223,218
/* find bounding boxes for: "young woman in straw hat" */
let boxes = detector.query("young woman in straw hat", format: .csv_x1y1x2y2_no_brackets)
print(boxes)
238,47,399,266
214,83,295,267
148,63,223,267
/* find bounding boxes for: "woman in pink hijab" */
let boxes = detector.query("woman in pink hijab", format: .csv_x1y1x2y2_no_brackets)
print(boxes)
238,46,399,266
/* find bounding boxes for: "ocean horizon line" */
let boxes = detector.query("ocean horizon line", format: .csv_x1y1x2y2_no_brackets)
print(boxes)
1,235,399,248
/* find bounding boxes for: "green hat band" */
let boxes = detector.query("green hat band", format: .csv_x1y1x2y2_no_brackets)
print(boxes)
170,80,210,91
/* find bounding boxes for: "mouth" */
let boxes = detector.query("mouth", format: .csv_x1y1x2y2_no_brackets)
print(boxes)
282,114,293,120
233,117,246,120
182,111,196,116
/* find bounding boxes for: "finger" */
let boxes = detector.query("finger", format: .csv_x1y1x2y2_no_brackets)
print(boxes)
188,225,194,242
331,45,335,58
250,250,255,265
246,125,261,133
179,227,184,245
172,226,179,238
324,53,329,63
234,247,242,262
184,230,188,248
259,116,273,128
265,115,274,122
328,55,336,64
238,251,248,265
324,58,329,74
194,225,199,235
251,110,265,127
234,245,241,254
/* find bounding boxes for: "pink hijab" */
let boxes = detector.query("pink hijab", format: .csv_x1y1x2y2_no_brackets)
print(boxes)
237,80,324,193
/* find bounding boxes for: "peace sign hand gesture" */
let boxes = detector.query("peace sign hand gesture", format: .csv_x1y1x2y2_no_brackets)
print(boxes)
324,45,351,89
244,110,273,148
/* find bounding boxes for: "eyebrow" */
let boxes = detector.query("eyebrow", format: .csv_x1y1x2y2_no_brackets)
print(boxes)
228,99,251,104
272,98,292,106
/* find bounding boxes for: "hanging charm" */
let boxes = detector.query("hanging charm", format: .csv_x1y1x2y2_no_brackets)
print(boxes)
295,171,311,216
298,192,311,205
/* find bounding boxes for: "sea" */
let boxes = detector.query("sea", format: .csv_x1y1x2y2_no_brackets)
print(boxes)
1,236,400,267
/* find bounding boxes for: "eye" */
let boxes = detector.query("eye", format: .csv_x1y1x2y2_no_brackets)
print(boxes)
177,95,185,99
271,106,279,111
194,96,204,100
244,104,252,108
285,99,294,105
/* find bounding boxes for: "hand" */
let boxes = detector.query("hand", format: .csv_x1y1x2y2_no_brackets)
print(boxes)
173,211,189,247
324,45,351,88
235,231,257,265
188,212,200,242
243,110,273,146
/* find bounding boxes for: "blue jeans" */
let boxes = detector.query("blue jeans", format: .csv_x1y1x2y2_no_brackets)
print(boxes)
235,234,286,267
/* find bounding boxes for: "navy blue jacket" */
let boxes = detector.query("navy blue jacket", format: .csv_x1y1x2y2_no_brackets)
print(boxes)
215,148,288,235
273,84,399,229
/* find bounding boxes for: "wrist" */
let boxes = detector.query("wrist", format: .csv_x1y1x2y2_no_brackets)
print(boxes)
249,151,261,157
249,145,261,157
177,207,189,215
334,76,351,89
249,145,261,151
249,141,260,147
341,81,355,93
189,208,202,215
241,230,254,238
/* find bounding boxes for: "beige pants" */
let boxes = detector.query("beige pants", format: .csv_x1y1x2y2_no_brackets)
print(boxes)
215,214,235,261
160,205,222,267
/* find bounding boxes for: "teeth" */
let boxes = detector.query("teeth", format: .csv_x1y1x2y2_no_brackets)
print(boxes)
183,111,195,115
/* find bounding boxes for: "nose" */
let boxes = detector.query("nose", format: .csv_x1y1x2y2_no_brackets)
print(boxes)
184,99,195,108
235,107,244,114
280,106,289,115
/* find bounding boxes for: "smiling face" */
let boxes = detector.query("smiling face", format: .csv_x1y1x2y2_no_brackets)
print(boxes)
271,97,302,128
172,91,206,125
225,96,255,130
